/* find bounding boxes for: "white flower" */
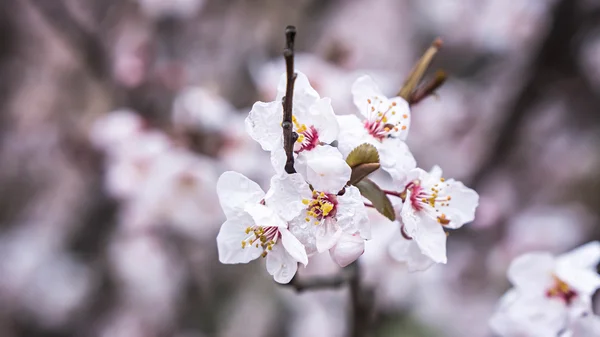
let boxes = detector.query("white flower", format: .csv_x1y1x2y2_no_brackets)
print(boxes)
490,242,600,337
561,314,600,337
388,234,435,272
288,159,370,266
215,171,308,284
245,71,341,178
337,75,416,180
395,166,479,264
329,232,365,267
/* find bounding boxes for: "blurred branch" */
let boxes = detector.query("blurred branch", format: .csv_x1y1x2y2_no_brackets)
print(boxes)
287,271,351,292
409,70,447,105
398,38,443,100
282,25,298,174
470,0,590,188
349,260,374,337
28,0,108,79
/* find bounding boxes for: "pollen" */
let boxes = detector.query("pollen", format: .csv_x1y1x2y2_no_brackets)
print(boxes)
401,125,407,130
392,102,397,106
305,191,338,222
437,214,450,225
403,114,408,119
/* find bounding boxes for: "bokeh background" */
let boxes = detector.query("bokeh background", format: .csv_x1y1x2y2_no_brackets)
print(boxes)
1,0,600,336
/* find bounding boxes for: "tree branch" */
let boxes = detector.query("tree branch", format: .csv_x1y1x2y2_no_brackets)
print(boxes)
409,70,447,105
349,260,374,337
286,271,350,292
282,26,298,174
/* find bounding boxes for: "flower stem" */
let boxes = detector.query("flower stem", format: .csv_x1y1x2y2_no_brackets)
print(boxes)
382,189,402,198
282,26,298,174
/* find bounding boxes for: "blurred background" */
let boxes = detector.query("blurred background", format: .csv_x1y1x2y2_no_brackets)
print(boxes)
0,0,600,336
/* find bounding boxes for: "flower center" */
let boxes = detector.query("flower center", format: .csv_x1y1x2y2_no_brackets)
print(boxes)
363,97,408,141
405,179,452,225
546,275,577,305
302,191,338,224
292,116,320,152
241,225,280,257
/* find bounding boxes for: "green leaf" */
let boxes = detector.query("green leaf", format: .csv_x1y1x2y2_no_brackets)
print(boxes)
355,178,396,221
346,143,379,168
349,162,380,185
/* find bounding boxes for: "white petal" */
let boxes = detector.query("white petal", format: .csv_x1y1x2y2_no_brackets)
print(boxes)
351,75,384,118
216,217,262,264
558,241,600,270
412,216,448,264
441,180,479,229
276,71,320,103
308,97,339,144
385,96,411,141
245,100,282,151
244,203,286,228
329,232,364,267
336,114,371,157
336,186,371,239
388,234,435,272
305,148,350,193
280,228,308,266
316,219,344,252
556,265,600,298
269,141,289,176
266,244,299,284
265,173,312,221
216,171,264,219
490,290,568,337
288,211,318,256
507,252,556,294
378,139,417,182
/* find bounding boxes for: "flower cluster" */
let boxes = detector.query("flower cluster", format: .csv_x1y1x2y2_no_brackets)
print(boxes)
216,71,479,283
490,242,600,337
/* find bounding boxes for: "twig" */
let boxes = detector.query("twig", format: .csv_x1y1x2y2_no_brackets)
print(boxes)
282,25,298,174
398,38,443,100
349,260,374,337
28,0,108,79
286,271,351,292
409,70,447,105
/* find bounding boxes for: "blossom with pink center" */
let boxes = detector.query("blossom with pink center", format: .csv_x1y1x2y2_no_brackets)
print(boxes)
392,166,478,264
490,242,600,337
216,171,309,284
337,75,416,181
245,71,342,180
287,158,370,266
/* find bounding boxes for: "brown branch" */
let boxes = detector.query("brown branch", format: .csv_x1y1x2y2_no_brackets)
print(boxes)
282,26,298,174
349,260,375,337
286,271,350,292
398,38,443,100
409,70,447,105
28,0,109,79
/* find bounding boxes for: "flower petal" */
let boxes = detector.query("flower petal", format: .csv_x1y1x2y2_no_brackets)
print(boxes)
305,147,351,193
378,138,417,182
308,97,339,144
558,241,600,270
316,218,344,252
441,180,479,229
245,100,282,151
336,114,371,157
266,243,299,284
329,232,365,267
216,216,262,264
507,252,555,295
216,171,264,219
265,173,312,221
244,203,286,228
280,228,308,266
336,186,371,239
351,75,384,119
388,234,435,272
413,216,448,264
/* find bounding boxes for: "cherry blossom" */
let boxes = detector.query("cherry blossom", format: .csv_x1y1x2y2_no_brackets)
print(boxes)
245,71,341,177
216,171,309,283
337,75,416,180
394,165,479,264
288,158,370,266
490,242,600,337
